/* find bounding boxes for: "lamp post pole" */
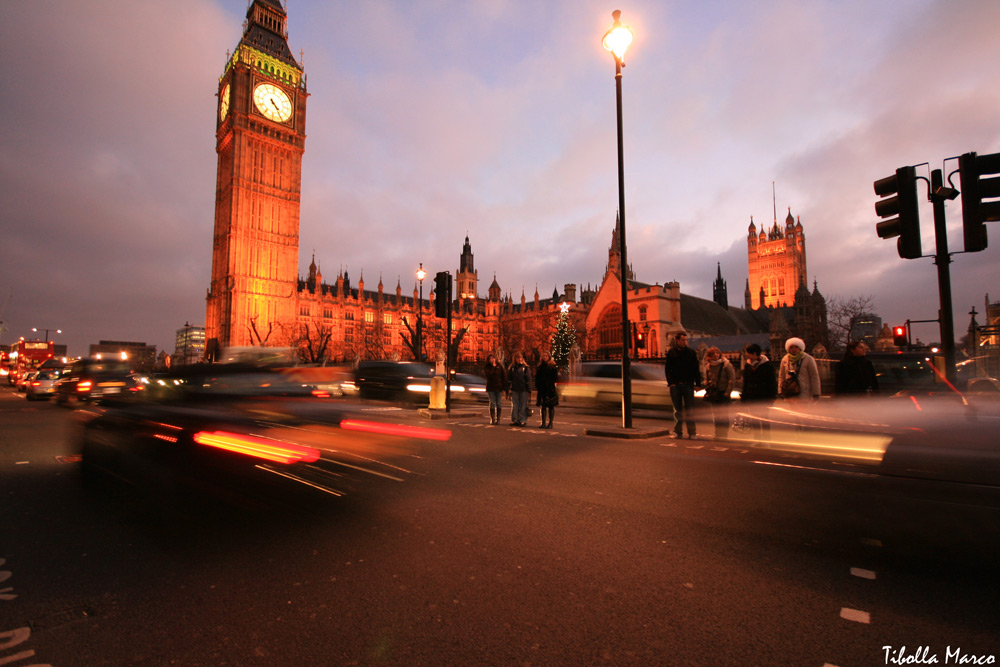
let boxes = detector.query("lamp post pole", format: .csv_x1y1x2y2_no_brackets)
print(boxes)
604,9,634,428
416,263,426,362
32,327,61,342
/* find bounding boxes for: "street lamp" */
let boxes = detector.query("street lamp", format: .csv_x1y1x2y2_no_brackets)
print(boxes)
603,9,634,428
32,327,62,342
416,263,427,362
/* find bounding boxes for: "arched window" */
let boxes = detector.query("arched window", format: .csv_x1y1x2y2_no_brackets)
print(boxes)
596,304,623,358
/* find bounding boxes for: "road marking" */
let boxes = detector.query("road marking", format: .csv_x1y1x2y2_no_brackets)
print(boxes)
840,607,870,624
14,461,30,465
850,567,876,580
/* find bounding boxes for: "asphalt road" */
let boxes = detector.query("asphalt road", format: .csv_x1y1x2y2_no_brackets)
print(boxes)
1,387,998,666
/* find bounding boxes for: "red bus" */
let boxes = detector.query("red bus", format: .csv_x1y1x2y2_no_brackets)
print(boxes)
9,339,55,385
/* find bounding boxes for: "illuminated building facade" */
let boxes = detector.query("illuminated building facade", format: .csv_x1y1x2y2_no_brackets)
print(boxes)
206,0,307,355
746,208,806,310
174,323,206,366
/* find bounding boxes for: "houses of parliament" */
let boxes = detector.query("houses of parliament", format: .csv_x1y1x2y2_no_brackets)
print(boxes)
205,0,827,365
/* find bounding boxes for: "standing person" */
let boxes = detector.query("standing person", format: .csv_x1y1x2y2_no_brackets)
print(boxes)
664,332,702,439
535,351,559,429
702,347,735,439
834,341,879,396
778,337,821,402
507,352,533,427
741,343,777,439
483,354,508,425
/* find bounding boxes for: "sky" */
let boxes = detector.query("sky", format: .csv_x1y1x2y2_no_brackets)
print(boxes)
1,0,998,359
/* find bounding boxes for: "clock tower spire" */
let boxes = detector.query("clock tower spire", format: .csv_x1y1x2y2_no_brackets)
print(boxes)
206,0,308,354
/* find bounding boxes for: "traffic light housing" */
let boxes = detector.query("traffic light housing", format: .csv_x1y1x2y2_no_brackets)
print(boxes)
636,330,645,349
892,325,908,347
434,271,451,318
875,165,922,259
958,151,1000,253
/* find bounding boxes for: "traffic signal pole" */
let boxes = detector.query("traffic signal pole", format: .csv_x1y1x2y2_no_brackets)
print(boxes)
930,169,957,385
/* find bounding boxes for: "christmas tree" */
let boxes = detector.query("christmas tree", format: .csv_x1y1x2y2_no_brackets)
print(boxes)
551,305,577,370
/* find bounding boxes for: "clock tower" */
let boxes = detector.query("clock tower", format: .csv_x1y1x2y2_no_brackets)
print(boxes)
206,0,307,353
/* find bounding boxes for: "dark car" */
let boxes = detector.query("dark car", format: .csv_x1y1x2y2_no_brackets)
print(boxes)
55,358,142,406
77,365,450,513
353,361,434,402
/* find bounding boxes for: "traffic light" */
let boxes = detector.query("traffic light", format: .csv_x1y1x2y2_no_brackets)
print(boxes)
434,271,451,318
892,325,908,347
636,330,645,349
958,151,1000,253
874,165,922,259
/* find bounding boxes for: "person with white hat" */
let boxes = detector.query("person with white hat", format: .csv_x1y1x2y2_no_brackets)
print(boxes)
777,337,821,401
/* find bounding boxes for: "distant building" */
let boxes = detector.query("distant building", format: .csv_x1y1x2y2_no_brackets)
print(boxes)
850,313,882,348
174,323,206,366
88,340,156,370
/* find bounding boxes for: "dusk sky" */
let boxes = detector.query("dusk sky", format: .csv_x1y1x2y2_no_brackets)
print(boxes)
1,0,998,359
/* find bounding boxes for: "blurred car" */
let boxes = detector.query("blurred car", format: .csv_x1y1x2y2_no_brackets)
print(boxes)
450,372,489,403
557,361,673,409
55,358,143,406
280,365,356,398
25,369,62,400
352,361,435,402
16,371,37,393
967,377,1000,394
78,364,450,512
866,352,944,396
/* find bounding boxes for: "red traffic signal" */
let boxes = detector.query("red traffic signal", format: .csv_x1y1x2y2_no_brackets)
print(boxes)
892,325,908,347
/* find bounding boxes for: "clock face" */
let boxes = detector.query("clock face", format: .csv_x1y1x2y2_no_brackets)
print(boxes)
253,83,292,123
219,83,231,121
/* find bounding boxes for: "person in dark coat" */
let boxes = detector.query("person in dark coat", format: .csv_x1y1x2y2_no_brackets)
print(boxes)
534,351,559,429
740,343,777,439
664,332,702,438
507,352,533,427
483,354,508,425
741,343,778,402
834,341,879,396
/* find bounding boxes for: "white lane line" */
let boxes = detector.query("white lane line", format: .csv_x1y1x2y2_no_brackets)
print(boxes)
15,461,30,465
850,567,876,580
840,607,870,624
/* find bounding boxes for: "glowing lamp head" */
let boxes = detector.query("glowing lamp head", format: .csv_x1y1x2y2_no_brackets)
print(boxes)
416,263,427,282
603,10,633,63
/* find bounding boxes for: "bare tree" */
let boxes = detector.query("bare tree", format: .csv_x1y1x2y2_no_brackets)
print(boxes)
827,294,877,352
248,315,281,346
400,316,423,361
296,322,333,363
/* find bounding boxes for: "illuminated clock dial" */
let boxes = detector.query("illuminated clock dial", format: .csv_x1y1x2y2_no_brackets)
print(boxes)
253,83,292,123
219,83,231,121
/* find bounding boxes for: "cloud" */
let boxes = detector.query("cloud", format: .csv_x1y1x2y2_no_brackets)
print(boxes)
1,0,997,357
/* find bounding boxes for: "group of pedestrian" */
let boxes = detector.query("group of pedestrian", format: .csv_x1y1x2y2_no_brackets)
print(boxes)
663,331,878,440
482,351,559,429
483,332,879,436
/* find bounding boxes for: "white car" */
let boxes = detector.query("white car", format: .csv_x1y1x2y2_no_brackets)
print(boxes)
557,362,672,409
